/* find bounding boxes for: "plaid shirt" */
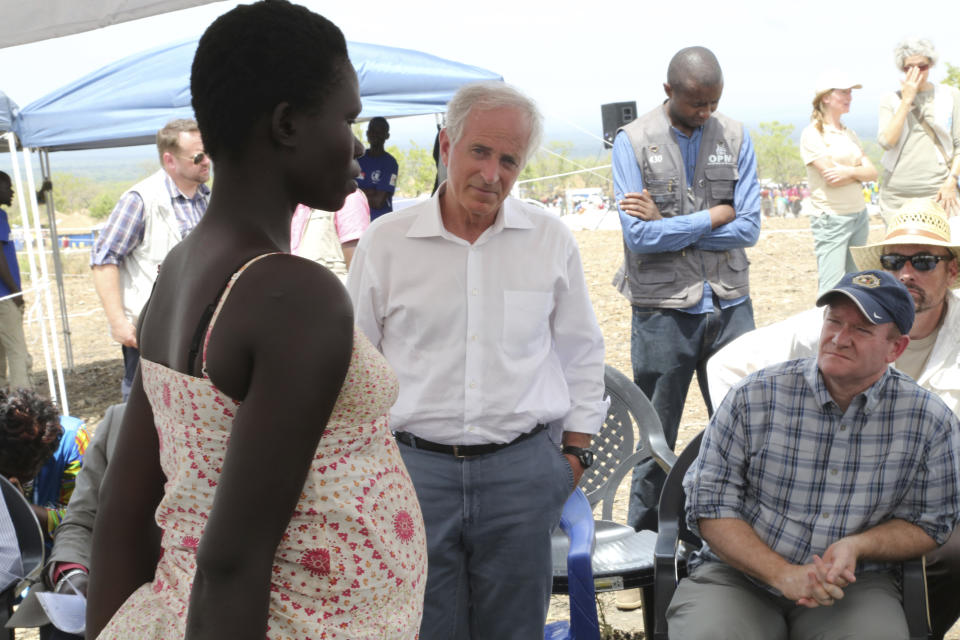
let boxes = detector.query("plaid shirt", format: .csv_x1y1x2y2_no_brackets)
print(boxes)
686,357,960,576
90,173,209,266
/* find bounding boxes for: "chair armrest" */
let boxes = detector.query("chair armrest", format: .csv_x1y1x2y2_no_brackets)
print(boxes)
598,448,679,522
901,557,929,640
653,518,680,640
558,488,599,638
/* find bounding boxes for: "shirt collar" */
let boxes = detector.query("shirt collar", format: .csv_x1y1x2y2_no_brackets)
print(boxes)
406,182,535,242
163,172,210,201
804,357,892,413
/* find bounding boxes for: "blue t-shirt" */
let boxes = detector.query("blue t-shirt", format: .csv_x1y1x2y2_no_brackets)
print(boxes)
0,208,21,298
357,151,399,220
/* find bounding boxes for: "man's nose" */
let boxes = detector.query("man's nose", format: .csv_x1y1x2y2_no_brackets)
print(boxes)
480,157,499,184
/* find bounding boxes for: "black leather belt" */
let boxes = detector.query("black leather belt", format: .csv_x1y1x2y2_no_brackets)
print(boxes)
395,423,547,458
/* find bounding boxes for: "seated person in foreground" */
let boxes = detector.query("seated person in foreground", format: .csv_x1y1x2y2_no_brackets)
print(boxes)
705,198,960,638
669,270,960,640
0,388,87,542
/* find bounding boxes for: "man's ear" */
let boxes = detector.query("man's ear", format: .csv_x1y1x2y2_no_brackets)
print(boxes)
438,128,451,167
161,151,176,172
889,333,911,362
271,102,297,149
663,82,673,100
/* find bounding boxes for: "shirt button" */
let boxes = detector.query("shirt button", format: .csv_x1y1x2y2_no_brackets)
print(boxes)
822,513,830,519
839,424,847,431
830,469,839,476
471,335,478,342
471,288,479,296
469,382,477,389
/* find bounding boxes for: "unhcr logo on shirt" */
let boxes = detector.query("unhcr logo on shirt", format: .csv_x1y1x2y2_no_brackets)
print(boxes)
709,142,733,164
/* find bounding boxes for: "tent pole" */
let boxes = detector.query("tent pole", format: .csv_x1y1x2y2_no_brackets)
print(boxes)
40,150,74,369
21,147,70,416
4,133,58,407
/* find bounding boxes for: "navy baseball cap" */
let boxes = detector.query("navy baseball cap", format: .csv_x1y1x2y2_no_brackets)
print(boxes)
816,270,915,335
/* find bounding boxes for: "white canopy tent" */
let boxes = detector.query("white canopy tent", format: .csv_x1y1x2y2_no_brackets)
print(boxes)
0,0,217,49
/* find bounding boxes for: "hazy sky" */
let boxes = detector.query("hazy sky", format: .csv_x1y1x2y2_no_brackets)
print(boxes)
1,0,959,152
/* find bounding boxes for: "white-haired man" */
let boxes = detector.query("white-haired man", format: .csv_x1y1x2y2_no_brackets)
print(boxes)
706,198,960,639
348,82,606,638
90,119,210,400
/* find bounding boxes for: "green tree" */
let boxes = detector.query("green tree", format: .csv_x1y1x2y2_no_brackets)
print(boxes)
944,62,960,90
50,172,99,214
389,142,437,197
751,121,804,185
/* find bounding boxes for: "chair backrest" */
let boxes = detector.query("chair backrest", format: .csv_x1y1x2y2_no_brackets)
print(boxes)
653,431,703,640
0,474,44,593
583,364,677,521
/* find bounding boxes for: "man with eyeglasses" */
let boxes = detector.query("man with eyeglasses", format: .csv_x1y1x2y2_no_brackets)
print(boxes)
706,198,960,639
91,119,210,400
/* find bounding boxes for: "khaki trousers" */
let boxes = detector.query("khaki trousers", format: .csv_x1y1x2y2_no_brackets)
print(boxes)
0,299,30,388
667,561,908,640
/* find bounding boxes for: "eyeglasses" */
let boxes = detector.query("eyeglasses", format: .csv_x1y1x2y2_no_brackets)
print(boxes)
880,253,952,272
902,63,930,72
180,152,208,165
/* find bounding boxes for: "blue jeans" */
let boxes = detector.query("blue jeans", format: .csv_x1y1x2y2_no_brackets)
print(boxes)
398,429,573,640
627,299,755,531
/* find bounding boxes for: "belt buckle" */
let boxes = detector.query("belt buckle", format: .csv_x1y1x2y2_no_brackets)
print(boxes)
452,445,467,458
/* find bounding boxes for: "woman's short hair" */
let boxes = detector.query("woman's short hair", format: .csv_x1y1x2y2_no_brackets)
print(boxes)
893,37,938,71
444,82,543,166
0,388,62,482
191,0,349,162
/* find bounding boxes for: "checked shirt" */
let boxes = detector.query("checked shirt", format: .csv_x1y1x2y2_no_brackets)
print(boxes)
685,357,960,576
90,174,208,266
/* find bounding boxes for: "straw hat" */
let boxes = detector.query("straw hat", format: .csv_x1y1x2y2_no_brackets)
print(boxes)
851,198,960,288
814,70,862,95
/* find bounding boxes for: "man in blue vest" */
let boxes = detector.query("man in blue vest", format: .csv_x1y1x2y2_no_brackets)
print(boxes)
612,46,761,547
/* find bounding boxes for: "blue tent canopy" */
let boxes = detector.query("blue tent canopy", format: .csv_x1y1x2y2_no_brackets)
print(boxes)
0,91,17,133
13,38,501,151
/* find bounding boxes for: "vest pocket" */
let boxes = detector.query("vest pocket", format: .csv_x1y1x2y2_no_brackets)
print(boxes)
716,250,750,291
645,177,679,212
704,166,738,201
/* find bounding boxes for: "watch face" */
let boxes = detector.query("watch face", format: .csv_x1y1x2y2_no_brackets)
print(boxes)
582,449,595,467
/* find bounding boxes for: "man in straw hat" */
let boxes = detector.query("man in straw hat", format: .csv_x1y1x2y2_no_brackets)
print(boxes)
705,197,960,638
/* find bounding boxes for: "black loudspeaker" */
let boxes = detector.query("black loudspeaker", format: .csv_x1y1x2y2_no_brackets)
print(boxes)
600,101,637,149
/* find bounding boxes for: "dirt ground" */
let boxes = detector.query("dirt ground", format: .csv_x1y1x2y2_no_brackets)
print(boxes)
15,215,958,638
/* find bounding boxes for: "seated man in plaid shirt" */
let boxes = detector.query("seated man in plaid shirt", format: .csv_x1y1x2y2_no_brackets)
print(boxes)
90,119,210,400
669,270,960,640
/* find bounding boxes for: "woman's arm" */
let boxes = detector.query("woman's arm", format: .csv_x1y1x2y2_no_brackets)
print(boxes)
878,69,923,148
184,257,353,640
810,155,877,186
86,373,166,636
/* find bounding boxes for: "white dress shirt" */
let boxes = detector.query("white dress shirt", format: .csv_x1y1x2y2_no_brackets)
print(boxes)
347,188,607,445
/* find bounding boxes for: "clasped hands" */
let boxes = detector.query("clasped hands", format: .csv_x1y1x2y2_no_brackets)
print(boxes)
774,539,858,608
619,190,736,228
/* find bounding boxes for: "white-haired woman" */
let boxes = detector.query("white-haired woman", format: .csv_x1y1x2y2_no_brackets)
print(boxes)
878,37,960,221
801,72,878,294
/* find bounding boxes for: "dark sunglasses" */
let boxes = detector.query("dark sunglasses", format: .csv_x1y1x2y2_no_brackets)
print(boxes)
880,253,952,272
903,63,930,72
180,152,208,165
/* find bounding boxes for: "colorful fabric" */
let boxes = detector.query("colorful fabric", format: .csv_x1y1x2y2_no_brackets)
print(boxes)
90,175,209,266
98,254,426,639
33,417,89,536
686,357,960,579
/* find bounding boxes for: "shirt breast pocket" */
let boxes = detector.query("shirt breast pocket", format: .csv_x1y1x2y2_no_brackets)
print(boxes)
502,290,553,359
705,166,739,202
645,177,678,211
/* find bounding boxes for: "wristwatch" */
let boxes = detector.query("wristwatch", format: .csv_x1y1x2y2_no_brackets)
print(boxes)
562,445,596,469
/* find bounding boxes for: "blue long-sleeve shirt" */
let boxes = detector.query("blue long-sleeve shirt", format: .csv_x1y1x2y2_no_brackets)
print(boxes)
612,122,761,314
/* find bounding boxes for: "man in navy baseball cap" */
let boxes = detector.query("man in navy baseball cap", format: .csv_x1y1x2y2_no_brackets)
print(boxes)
816,269,916,336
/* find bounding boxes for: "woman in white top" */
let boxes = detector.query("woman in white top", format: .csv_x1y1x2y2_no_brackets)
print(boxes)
878,37,960,221
800,71,878,294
